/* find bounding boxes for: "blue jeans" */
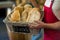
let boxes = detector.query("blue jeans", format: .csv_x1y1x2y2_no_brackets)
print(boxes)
31,29,43,40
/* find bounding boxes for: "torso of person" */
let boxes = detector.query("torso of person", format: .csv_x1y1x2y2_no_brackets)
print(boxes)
44,0,60,40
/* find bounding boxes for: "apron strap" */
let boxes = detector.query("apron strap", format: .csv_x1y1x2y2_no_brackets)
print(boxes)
52,0,54,5
50,0,54,8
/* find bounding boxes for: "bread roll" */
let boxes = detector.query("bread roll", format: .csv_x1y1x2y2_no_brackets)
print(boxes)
9,5,24,22
22,8,32,22
9,9,20,22
26,8,41,23
13,5,24,13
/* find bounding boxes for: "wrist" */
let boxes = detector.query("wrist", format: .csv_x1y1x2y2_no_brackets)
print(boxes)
41,23,47,28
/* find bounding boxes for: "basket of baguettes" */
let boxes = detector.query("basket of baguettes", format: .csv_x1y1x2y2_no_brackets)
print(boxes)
4,4,44,24
3,4,44,40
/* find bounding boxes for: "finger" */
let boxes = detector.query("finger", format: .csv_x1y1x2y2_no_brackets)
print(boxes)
28,22,41,29
28,24,35,28
34,20,41,24
28,24,37,29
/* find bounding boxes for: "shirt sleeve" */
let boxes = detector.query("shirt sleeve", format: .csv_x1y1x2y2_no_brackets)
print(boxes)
52,0,60,20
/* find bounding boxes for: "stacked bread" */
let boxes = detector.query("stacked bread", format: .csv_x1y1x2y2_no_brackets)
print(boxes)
9,4,41,23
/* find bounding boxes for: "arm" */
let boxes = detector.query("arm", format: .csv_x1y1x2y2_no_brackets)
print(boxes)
29,21,60,29
43,21,60,29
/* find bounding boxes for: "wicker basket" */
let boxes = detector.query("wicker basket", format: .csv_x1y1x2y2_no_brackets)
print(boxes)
3,10,44,40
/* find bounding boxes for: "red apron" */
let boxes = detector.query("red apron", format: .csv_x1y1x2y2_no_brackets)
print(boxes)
44,0,60,40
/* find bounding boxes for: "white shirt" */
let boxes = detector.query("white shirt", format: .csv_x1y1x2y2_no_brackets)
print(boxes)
44,0,52,7
52,0,60,20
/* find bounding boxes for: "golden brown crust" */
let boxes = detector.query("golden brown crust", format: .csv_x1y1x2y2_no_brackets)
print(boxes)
26,8,41,23
9,4,41,23
9,10,20,22
22,8,32,22
24,4,32,9
13,6,24,13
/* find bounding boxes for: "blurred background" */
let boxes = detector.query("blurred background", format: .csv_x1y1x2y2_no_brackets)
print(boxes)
0,0,15,40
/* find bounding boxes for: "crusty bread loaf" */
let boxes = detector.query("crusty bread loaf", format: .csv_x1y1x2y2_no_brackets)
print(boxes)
9,9,20,22
22,8,32,22
14,6,24,13
9,5,24,22
24,4,32,10
26,8,41,23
